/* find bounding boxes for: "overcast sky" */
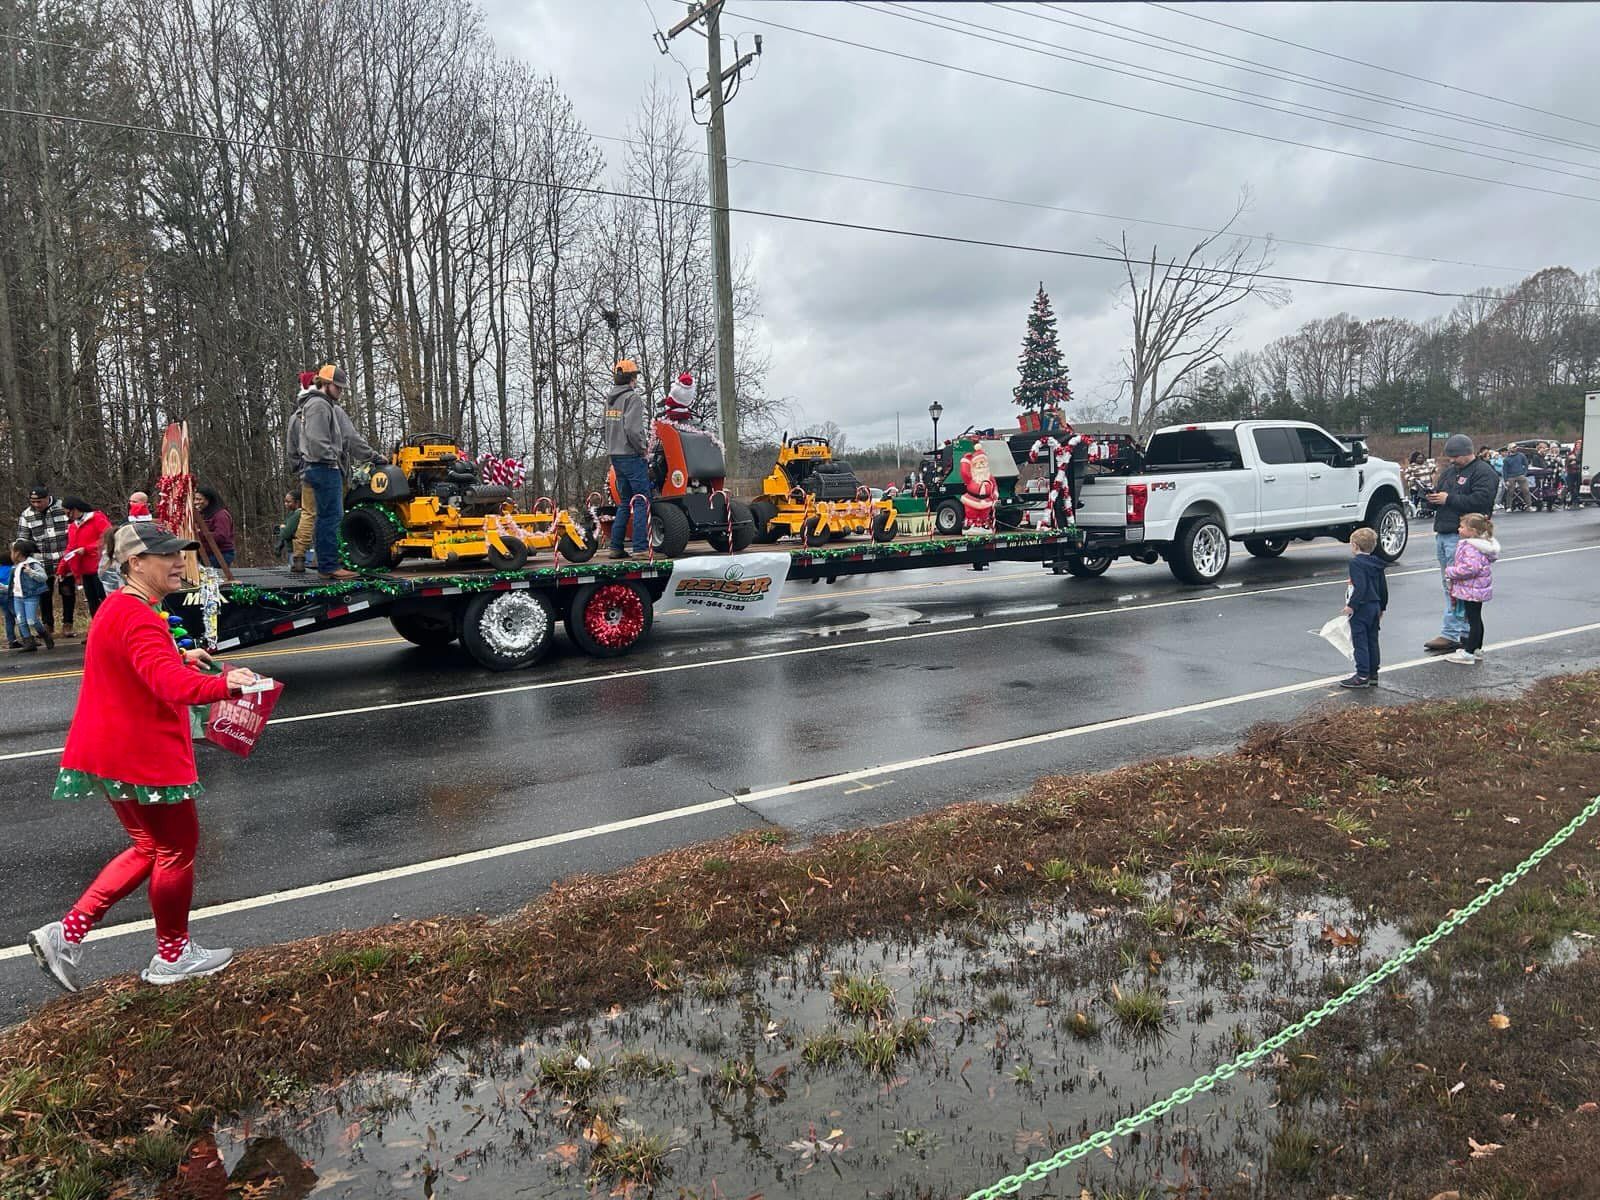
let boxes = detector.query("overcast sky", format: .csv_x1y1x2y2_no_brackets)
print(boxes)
489,1,1600,445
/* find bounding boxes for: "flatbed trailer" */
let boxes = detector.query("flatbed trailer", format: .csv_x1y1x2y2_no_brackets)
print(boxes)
189,528,1086,672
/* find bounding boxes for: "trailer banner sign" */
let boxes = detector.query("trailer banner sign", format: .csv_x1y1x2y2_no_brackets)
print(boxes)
660,552,792,620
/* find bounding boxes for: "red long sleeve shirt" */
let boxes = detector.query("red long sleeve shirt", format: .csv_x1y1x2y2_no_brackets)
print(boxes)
60,590,234,787
60,511,112,577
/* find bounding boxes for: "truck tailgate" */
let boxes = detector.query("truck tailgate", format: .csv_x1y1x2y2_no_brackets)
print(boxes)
1077,478,1128,530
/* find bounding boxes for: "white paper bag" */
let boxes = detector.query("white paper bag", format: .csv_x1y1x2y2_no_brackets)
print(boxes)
1315,613,1354,663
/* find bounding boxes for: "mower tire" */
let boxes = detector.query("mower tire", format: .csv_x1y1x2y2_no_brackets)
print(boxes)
565,580,654,659
800,515,832,546
706,499,758,553
486,535,530,571
558,511,601,563
341,505,400,570
649,501,692,557
389,608,459,648
871,509,897,542
460,590,555,671
750,499,781,543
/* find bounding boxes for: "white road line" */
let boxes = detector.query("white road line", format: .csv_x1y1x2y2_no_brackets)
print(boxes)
5,614,1599,962
0,542,1593,765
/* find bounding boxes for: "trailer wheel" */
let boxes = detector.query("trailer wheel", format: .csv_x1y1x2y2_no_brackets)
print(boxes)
459,590,555,671
342,505,399,570
565,580,654,659
750,499,780,543
649,502,692,557
1243,537,1289,559
1064,553,1113,578
933,499,965,535
389,609,459,647
558,512,601,563
1169,515,1230,584
871,509,897,542
800,515,832,546
486,536,529,571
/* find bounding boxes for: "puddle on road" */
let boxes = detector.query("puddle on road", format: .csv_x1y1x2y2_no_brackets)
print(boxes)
210,884,1409,1199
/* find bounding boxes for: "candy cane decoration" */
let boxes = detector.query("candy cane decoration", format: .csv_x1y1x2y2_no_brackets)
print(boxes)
1028,433,1093,528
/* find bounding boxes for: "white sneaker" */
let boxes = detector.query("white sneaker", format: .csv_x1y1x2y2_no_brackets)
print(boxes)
140,940,234,985
1445,649,1476,664
28,922,84,993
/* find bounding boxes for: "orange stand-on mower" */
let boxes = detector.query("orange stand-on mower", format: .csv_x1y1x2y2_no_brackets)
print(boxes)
604,419,756,556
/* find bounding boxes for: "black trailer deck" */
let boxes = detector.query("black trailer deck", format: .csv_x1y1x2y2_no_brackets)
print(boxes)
190,527,1086,671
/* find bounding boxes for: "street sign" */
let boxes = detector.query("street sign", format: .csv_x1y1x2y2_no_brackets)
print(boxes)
1431,431,1450,439
1395,424,1429,433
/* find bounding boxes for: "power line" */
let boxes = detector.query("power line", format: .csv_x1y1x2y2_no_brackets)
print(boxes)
1147,1,1600,134
588,129,1531,275
1032,4,1600,158
855,2,1600,183
6,101,1596,312
726,9,1600,207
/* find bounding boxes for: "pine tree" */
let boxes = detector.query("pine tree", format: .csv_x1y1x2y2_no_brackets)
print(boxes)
1013,283,1072,413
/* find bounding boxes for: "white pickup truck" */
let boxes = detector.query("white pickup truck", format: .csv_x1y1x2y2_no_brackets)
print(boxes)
1068,420,1409,584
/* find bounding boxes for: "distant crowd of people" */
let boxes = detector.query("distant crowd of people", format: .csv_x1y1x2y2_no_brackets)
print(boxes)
1404,438,1585,516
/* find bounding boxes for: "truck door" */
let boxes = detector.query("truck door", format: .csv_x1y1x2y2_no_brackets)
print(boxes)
1250,427,1308,530
1296,427,1361,524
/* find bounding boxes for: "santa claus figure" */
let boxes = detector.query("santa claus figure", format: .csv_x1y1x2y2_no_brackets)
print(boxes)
662,371,697,425
959,446,999,530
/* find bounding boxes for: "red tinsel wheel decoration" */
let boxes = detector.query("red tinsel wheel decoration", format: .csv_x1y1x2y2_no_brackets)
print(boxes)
155,473,194,534
583,583,646,649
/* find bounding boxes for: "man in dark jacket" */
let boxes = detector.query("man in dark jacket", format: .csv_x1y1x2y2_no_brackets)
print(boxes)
603,359,650,560
1423,434,1498,653
1500,446,1530,510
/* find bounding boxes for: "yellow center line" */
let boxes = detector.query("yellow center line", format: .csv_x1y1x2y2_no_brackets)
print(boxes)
0,635,406,686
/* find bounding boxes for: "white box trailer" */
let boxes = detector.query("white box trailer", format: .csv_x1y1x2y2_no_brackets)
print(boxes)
1586,391,1599,501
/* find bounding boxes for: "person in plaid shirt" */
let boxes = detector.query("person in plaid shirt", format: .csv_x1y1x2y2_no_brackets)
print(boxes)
16,486,75,637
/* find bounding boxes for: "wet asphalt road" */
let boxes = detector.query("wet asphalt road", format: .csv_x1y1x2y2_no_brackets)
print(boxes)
1,514,1596,1020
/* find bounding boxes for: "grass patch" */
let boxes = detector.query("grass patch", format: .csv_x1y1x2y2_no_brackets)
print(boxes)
799,1028,849,1069
1270,1124,1316,1180
1066,1009,1101,1039
830,972,894,1020
589,1129,672,1186
1109,985,1168,1034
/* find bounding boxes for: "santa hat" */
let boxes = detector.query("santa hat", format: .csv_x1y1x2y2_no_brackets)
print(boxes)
298,370,315,389
677,371,694,386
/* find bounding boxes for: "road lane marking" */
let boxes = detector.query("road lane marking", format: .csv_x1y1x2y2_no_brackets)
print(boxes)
0,635,410,686
0,543,1594,764
5,615,1598,961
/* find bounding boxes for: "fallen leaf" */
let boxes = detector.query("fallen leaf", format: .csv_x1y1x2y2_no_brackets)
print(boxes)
542,1143,580,1167
1504,816,1522,825
1489,1013,1512,1031
603,1005,624,1022
1320,924,1361,948
1448,1081,1465,1097
1468,1137,1502,1158
1579,1102,1600,1114
1013,1128,1047,1153
1428,1192,1462,1200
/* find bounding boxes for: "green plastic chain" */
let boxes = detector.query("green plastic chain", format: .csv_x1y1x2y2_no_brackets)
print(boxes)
964,793,1600,1200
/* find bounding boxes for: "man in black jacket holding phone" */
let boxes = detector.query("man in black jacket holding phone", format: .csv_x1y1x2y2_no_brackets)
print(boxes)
1422,434,1499,654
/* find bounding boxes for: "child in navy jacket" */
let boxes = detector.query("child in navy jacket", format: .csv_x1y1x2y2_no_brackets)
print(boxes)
1341,527,1389,688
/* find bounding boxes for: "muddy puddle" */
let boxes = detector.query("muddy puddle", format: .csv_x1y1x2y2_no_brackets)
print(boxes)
208,881,1413,1198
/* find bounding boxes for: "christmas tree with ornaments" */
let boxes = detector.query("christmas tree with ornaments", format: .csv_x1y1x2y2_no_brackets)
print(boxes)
1013,283,1072,419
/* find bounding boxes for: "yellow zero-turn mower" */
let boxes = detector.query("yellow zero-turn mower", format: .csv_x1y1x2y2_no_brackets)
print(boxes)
747,434,897,545
340,434,598,570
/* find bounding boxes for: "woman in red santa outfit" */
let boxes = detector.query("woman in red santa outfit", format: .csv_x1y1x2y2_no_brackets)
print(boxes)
28,522,258,992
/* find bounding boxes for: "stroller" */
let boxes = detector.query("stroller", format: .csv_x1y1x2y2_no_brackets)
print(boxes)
1529,465,1564,512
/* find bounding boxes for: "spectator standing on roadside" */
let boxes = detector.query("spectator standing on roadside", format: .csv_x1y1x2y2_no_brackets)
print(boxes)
1339,526,1389,690
603,358,650,561
192,486,235,567
59,497,113,618
26,522,259,992
1423,434,1498,655
286,369,317,573
1443,513,1499,665
16,487,74,638
127,492,152,521
298,363,384,581
9,538,53,650
275,491,302,564
1500,445,1530,511
1568,446,1584,508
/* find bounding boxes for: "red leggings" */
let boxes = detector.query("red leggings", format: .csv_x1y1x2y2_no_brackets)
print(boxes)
73,800,198,943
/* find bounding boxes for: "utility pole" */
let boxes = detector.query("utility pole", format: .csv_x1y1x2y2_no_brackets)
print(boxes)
659,1,760,477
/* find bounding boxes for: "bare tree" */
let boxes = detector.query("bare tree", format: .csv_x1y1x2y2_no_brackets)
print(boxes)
1108,200,1287,438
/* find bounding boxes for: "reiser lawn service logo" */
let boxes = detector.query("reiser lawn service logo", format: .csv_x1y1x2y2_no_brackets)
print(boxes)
673,561,773,605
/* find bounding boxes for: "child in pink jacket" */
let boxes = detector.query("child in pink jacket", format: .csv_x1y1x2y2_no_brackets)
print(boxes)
1443,512,1499,664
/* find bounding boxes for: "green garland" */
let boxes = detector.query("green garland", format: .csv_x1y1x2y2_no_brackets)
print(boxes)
786,526,1080,562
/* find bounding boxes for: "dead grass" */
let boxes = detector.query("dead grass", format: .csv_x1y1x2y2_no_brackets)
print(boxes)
3,672,1600,1195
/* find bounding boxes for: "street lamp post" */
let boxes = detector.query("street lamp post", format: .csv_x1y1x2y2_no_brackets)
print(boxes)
928,400,943,450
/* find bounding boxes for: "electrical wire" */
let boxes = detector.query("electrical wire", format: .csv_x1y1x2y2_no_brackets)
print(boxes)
853,2,1600,183
1030,4,1600,157
585,128,1531,274
725,9,1600,206
6,101,1597,311
1147,1,1600,133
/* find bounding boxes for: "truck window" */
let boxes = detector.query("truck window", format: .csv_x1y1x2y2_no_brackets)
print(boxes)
1144,428,1244,470
1295,427,1345,466
1252,427,1301,465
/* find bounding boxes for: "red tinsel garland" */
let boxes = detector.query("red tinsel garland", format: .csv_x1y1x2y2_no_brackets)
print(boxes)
583,583,646,649
155,473,194,534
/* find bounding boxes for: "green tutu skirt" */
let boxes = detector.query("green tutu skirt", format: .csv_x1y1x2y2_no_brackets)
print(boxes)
53,768,204,805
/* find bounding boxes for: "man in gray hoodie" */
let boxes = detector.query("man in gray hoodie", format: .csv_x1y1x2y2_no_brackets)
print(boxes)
603,359,650,559
298,363,384,580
